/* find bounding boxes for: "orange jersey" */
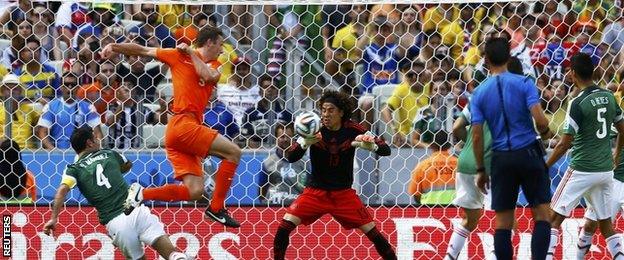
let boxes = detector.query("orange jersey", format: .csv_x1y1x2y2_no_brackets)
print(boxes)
156,48,220,121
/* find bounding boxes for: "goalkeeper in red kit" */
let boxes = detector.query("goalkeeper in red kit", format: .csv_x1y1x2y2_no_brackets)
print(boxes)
273,90,396,260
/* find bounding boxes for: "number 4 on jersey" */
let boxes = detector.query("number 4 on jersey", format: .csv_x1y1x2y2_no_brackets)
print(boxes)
95,164,111,189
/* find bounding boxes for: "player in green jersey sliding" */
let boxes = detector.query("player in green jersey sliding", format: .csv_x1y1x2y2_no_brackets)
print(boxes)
43,126,189,260
546,53,624,259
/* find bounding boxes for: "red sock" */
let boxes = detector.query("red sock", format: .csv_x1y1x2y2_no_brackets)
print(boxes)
143,184,191,202
210,160,238,211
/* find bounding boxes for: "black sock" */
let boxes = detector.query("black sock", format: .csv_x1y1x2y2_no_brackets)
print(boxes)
531,221,551,260
274,220,296,260
494,229,513,260
365,227,397,260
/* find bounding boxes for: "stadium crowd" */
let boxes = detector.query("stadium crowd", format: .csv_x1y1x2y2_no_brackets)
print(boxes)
1,1,624,204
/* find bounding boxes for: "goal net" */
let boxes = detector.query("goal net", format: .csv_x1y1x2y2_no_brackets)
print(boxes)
1,0,623,259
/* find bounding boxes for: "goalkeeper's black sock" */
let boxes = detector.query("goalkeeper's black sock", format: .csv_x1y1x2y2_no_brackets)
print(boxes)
365,227,397,260
274,220,296,260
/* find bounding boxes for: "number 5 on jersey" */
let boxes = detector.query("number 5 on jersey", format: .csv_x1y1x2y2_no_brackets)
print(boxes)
597,107,607,139
95,164,111,189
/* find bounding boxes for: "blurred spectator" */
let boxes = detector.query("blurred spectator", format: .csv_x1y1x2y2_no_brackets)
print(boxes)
260,123,308,204
602,9,624,55
78,60,120,118
448,69,469,109
571,0,618,41
36,72,102,150
117,52,166,101
229,5,253,45
359,16,401,129
408,131,457,205
440,4,479,66
54,1,91,47
0,74,39,149
29,4,61,61
328,5,369,90
411,77,452,148
419,30,445,63
204,91,239,141
536,0,571,41
381,60,430,147
1,30,24,69
265,5,314,79
397,7,423,61
13,36,60,100
370,4,403,23
545,80,569,147
128,4,175,48
242,75,292,148
0,138,36,203
217,56,260,125
63,35,100,84
71,3,121,49
105,83,167,149
0,64,7,79
321,5,352,68
422,4,460,33
155,4,191,30
0,0,31,37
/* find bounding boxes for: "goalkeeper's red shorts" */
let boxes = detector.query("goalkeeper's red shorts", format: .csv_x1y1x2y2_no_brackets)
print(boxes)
286,187,374,229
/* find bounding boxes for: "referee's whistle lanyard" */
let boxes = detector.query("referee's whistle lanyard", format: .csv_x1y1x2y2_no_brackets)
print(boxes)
495,75,514,151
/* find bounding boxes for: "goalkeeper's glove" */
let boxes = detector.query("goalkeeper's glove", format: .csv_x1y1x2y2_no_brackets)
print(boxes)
351,132,379,152
296,134,320,149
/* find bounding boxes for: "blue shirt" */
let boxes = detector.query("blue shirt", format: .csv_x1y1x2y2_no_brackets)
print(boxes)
37,98,101,149
361,43,400,93
471,72,540,151
129,24,176,48
242,102,292,141
204,102,239,140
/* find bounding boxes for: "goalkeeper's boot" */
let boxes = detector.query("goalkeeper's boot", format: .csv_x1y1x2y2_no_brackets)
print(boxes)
124,183,144,215
205,207,240,228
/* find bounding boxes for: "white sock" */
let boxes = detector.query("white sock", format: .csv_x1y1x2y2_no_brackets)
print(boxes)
445,225,470,259
576,228,593,260
546,228,559,260
606,234,624,258
488,250,497,260
169,252,188,260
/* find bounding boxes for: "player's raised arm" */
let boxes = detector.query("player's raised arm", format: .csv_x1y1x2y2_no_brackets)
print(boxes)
43,183,71,236
177,43,221,85
100,43,157,59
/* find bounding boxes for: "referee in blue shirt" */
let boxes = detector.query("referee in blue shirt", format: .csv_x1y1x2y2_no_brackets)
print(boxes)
471,37,554,260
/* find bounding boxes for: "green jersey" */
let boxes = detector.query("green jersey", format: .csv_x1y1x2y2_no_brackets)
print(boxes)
413,106,443,144
61,149,129,224
615,150,624,182
456,105,494,175
565,86,623,172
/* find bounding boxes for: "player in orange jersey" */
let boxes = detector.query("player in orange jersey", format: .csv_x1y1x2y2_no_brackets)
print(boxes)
100,27,241,227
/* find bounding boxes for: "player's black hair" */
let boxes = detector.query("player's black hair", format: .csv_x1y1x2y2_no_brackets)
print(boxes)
318,90,355,122
0,138,27,199
431,131,451,151
508,56,524,75
484,37,511,66
570,53,594,81
70,126,95,154
195,26,223,47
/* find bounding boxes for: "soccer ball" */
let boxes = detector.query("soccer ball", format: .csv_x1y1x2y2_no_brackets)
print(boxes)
294,111,321,137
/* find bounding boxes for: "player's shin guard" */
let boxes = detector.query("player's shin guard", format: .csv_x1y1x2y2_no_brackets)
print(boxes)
546,228,559,260
210,160,238,211
365,227,397,260
606,234,624,259
143,184,191,202
274,220,296,260
445,225,471,260
531,221,551,260
576,228,593,260
494,229,512,260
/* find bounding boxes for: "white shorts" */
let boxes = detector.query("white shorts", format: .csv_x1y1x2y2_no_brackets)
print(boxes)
105,205,167,260
585,180,624,221
551,169,614,220
452,172,493,211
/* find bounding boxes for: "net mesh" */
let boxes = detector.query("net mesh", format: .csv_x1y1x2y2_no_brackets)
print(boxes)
0,1,623,259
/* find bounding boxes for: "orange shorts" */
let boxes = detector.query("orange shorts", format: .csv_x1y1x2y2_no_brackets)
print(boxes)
165,114,219,180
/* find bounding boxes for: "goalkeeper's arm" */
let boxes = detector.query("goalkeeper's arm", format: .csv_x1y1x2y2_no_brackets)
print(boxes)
352,132,391,156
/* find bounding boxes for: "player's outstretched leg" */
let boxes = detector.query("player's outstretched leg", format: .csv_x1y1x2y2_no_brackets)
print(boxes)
205,135,242,228
124,183,144,215
273,218,298,260
445,208,481,260
360,223,397,260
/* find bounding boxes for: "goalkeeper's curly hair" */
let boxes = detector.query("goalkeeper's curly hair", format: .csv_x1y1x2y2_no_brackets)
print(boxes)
318,90,356,122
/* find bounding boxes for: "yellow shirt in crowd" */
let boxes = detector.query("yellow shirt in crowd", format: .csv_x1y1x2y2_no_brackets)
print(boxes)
0,103,40,149
385,81,430,136
218,43,239,84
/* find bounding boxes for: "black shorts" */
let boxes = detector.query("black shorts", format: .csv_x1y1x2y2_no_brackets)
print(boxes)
490,141,552,211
